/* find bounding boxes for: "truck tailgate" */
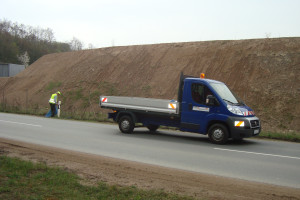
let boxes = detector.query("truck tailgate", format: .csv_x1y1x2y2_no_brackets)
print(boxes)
100,96,179,114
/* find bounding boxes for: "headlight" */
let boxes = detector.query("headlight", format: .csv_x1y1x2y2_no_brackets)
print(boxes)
227,105,243,116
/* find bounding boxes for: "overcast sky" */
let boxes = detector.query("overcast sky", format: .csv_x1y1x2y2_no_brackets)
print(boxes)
1,0,300,48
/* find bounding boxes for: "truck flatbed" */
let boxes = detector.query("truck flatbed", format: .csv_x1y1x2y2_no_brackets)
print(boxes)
100,96,179,115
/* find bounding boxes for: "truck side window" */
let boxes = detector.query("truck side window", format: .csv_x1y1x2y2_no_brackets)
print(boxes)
191,83,213,105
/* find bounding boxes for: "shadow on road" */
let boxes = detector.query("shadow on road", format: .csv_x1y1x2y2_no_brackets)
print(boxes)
114,128,259,146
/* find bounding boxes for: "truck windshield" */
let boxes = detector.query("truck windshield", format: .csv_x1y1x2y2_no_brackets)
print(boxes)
210,82,243,105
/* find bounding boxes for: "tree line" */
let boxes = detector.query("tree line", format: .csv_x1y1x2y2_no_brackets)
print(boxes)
0,19,85,67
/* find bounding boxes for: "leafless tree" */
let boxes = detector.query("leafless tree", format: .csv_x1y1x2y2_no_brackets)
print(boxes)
45,28,55,43
69,37,83,51
88,43,95,49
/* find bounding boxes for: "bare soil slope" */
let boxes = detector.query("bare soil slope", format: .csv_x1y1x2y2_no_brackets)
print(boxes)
0,37,300,132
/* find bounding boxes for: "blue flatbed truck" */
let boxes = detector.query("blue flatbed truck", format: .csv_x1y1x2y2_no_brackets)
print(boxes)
100,73,261,144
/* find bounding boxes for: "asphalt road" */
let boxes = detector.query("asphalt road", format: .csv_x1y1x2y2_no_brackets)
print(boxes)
0,113,299,188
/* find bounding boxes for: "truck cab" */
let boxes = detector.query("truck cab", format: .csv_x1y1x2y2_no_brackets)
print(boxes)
179,75,261,144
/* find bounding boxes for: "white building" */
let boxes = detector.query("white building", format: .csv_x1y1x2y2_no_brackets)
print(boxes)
0,63,25,77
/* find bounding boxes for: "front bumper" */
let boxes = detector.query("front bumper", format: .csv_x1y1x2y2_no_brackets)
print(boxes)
227,116,261,139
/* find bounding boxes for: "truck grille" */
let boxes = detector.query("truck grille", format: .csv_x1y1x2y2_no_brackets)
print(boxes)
250,120,260,128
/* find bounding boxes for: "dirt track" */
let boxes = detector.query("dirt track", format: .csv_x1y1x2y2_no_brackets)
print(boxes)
1,137,299,200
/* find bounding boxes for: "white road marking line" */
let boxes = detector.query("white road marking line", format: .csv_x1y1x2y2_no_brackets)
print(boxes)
0,119,42,127
214,148,300,160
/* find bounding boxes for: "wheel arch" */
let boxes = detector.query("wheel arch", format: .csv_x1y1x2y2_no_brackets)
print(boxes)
116,111,138,123
207,120,231,138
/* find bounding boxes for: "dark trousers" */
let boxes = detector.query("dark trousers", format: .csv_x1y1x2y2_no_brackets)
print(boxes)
50,103,56,117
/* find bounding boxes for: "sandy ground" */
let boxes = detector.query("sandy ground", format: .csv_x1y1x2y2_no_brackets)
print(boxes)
0,138,299,200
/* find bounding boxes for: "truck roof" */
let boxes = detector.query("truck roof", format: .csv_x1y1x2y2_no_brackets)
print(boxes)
185,77,224,85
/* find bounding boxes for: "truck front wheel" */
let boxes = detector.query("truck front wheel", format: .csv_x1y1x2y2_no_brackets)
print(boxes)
208,124,229,144
119,116,134,133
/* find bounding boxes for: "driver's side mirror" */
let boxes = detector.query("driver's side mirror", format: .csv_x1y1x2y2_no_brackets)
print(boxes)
206,95,219,106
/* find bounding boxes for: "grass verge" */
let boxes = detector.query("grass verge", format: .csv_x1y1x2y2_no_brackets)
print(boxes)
0,156,193,200
259,131,300,142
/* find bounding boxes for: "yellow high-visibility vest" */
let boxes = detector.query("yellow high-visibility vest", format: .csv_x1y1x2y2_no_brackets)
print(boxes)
49,93,57,104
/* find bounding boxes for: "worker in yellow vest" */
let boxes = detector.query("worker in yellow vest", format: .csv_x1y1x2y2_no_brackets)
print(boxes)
49,91,61,117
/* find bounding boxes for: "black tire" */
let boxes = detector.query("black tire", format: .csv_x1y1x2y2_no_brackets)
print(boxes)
118,116,134,133
208,124,229,144
147,124,159,132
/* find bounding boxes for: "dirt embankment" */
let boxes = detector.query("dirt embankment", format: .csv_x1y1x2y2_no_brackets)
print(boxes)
0,37,300,132
1,138,300,200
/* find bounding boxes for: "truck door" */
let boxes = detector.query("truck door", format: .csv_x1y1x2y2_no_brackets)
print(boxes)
180,81,215,134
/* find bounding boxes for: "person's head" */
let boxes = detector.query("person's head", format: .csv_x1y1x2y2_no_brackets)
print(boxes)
56,91,61,95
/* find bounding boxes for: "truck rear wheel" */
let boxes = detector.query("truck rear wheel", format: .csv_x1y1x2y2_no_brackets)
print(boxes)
147,124,159,132
208,124,229,144
119,116,134,133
